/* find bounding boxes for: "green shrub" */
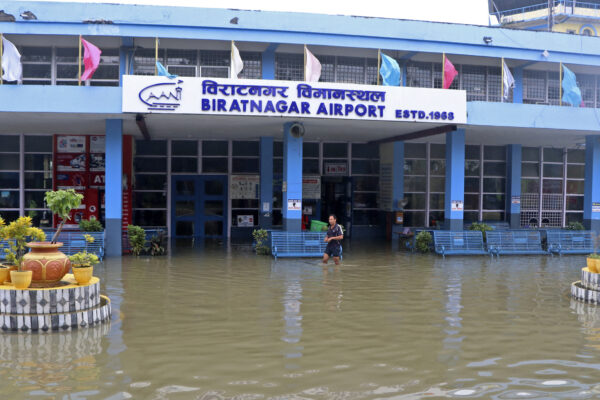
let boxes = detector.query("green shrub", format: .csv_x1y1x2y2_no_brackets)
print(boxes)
79,219,103,232
566,222,585,231
415,231,432,253
252,229,270,255
127,225,146,256
469,222,493,240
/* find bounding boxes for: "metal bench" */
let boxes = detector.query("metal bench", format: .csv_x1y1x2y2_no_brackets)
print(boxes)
271,232,338,259
433,231,487,257
487,230,545,257
546,230,594,255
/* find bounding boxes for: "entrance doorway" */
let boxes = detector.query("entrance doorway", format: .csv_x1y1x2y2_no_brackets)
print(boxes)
171,175,228,239
321,176,352,237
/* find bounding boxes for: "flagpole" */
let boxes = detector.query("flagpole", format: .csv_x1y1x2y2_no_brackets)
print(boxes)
155,37,159,76
501,58,505,102
559,62,562,106
78,35,82,86
442,53,445,89
377,49,381,86
0,33,3,86
303,44,307,81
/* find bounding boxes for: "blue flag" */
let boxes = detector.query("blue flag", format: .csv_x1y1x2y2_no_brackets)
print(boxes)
156,61,177,79
562,65,582,107
379,53,400,86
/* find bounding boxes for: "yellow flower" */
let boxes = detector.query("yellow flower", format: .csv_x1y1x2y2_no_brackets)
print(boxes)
84,234,95,244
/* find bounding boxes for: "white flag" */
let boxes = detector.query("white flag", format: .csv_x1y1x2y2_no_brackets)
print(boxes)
1,37,22,82
305,47,321,82
230,42,243,79
503,60,515,101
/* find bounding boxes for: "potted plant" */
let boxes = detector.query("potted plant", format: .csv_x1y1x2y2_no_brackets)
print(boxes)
19,189,83,286
0,216,46,289
588,253,600,273
128,225,146,256
252,229,269,255
416,231,432,253
69,234,99,285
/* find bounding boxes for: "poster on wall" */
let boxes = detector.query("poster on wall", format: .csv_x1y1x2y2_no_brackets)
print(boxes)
89,153,105,171
55,172,87,190
288,199,301,211
231,175,260,199
451,200,464,211
56,153,86,171
325,162,347,176
90,136,105,153
56,136,86,153
302,176,321,199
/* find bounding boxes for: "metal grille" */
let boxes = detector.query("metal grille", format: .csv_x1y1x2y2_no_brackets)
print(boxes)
366,58,378,85
200,50,229,67
166,49,197,66
200,66,229,78
275,53,303,81
336,56,365,84
168,65,197,77
462,65,486,101
542,194,563,210
520,211,540,228
523,70,546,103
579,74,596,108
319,55,335,82
134,48,165,76
547,72,560,105
406,62,432,88
541,211,562,227
520,194,540,210
239,52,262,79
487,66,502,102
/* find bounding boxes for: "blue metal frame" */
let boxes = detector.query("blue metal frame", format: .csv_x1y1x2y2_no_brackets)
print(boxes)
171,175,228,239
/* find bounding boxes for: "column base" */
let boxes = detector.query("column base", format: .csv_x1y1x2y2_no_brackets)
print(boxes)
105,219,122,257
259,215,272,230
283,218,302,232
444,218,463,231
584,219,600,235
508,213,520,229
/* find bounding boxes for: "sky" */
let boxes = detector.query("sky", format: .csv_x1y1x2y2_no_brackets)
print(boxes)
24,0,492,25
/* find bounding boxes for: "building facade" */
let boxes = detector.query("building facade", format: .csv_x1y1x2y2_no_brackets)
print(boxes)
2,1,600,255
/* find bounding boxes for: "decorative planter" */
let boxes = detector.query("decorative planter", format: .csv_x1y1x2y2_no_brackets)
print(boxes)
10,270,32,289
3,265,17,283
72,265,93,285
0,267,9,284
589,258,599,273
594,258,600,274
22,242,71,285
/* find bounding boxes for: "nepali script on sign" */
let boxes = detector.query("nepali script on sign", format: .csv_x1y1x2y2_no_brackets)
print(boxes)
122,76,467,123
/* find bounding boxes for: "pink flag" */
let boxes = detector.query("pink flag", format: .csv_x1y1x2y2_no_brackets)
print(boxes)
80,38,102,81
443,56,458,89
305,47,321,82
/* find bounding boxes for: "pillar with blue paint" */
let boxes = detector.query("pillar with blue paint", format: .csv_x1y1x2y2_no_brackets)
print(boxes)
584,135,600,233
282,122,303,232
444,129,465,230
259,137,274,228
105,119,123,256
505,144,522,228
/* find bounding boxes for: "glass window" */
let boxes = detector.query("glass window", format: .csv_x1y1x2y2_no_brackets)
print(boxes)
521,163,539,177
542,179,562,194
352,160,379,175
483,194,505,210
430,160,445,176
302,159,319,174
407,62,432,88
0,155,19,170
404,143,426,158
484,146,506,160
239,52,262,80
430,177,445,192
482,212,505,221
135,174,166,191
404,160,426,175
25,154,52,171
0,191,19,208
567,165,584,179
465,160,480,177
275,53,303,81
566,196,584,210
25,172,52,189
172,141,198,156
232,158,259,173
323,143,347,158
403,211,425,227
134,158,167,173
274,141,283,157
0,136,19,153
354,176,379,191
404,176,426,192
352,143,379,158
543,148,563,163
25,136,52,152
24,191,46,208
202,158,228,173
134,210,166,227
543,164,563,178
521,179,540,193
172,158,198,173
404,193,426,210
0,173,19,188
566,180,584,194
202,141,228,156
233,141,259,157
465,177,480,193
353,210,380,226
567,149,585,163
134,192,166,209
465,145,480,160
522,147,540,162
303,142,319,158
429,193,444,209
336,56,365,84
484,162,505,176
136,140,167,156
483,178,505,193
353,193,378,208
430,144,445,159
465,194,479,210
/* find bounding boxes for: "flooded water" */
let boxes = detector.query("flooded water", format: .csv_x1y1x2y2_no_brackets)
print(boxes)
1,243,600,399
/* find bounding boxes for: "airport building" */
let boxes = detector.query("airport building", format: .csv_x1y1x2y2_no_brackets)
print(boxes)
1,1,600,255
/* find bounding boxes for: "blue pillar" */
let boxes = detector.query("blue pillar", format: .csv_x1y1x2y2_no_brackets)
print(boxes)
584,135,600,233
119,37,134,85
260,137,274,228
505,144,522,228
444,129,465,231
105,119,123,256
283,122,302,232
262,43,278,80
513,67,523,104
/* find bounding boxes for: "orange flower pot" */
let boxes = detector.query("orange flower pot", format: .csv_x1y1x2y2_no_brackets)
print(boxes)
22,242,71,285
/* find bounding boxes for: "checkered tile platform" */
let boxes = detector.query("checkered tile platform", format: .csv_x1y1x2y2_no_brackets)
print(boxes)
571,268,600,305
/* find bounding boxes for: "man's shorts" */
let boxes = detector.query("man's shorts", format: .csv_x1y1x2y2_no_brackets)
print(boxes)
324,245,341,258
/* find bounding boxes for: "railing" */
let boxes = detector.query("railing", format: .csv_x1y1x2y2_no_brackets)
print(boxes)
493,0,600,20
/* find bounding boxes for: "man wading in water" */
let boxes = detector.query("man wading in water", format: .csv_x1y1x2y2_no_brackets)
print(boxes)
323,214,343,265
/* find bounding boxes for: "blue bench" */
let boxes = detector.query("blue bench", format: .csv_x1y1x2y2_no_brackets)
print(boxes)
43,230,105,260
546,230,594,255
487,230,545,257
433,231,487,257
271,232,338,259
